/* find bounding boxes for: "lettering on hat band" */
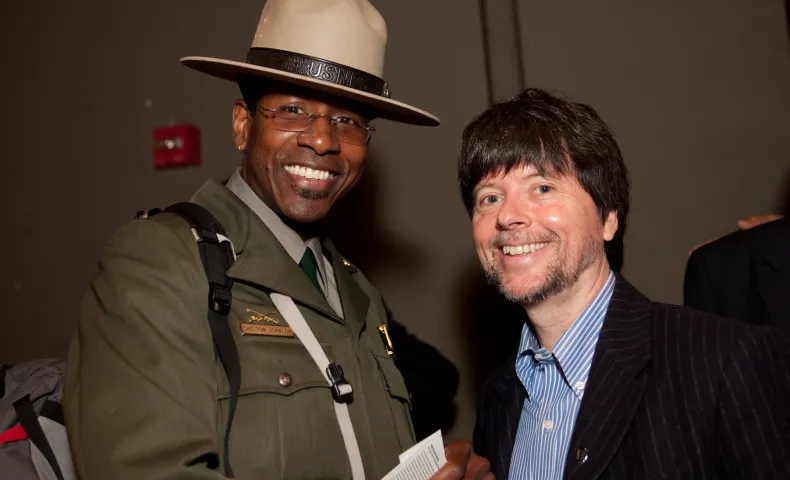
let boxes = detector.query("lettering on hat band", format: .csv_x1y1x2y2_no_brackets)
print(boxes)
245,48,391,98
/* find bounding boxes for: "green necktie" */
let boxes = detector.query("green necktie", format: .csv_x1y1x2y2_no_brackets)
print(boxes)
299,247,322,292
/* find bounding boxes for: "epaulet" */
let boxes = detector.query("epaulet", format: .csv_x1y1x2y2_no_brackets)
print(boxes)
341,257,359,274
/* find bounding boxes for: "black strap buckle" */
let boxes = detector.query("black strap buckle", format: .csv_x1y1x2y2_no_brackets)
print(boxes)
326,363,353,404
209,284,232,315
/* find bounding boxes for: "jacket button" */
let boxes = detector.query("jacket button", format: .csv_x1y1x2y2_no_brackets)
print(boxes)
278,373,293,387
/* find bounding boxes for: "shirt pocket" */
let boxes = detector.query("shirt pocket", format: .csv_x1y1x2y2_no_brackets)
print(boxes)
373,351,415,444
221,293,329,397
217,336,328,398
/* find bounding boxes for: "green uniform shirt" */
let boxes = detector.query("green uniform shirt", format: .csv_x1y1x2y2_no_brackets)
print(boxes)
64,179,416,479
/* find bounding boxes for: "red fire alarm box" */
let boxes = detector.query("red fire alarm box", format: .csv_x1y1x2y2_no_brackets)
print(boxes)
153,124,201,168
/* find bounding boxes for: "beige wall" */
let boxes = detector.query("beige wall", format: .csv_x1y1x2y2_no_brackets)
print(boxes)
1,0,789,445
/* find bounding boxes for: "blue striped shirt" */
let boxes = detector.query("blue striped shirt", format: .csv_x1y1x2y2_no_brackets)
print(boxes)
508,272,615,480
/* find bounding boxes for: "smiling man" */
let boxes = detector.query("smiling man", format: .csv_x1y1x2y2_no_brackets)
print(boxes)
462,88,790,479
63,1,492,480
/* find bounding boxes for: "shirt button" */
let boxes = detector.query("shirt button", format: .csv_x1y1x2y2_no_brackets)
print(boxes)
542,419,554,430
575,381,585,391
278,373,293,387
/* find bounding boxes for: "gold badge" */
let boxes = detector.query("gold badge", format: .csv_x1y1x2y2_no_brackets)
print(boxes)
241,308,295,337
378,324,395,357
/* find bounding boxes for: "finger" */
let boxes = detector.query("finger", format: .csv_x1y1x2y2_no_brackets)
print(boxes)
444,440,472,466
429,441,472,480
737,217,758,230
738,214,782,230
430,463,465,480
463,453,492,479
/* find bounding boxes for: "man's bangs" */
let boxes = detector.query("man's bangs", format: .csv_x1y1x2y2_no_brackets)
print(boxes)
466,122,572,190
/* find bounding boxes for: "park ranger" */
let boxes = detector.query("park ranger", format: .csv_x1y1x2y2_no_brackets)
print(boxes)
63,1,491,479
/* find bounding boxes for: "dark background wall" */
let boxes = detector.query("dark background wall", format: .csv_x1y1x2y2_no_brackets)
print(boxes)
517,0,790,305
1,0,788,441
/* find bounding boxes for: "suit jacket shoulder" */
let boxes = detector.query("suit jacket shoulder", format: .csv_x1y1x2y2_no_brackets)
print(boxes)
638,300,790,479
684,217,790,325
691,217,790,259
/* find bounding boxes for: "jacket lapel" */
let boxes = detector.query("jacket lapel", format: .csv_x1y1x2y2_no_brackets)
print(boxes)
564,277,652,480
491,356,527,479
190,180,344,323
324,240,370,334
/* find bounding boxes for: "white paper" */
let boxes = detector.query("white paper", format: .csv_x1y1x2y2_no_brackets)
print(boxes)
398,430,444,464
382,430,446,480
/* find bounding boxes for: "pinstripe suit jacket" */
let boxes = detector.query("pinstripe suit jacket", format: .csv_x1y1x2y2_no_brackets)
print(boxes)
473,276,790,479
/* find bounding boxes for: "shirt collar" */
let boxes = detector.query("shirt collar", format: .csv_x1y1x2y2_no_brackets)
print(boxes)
225,168,326,287
516,271,616,399
517,323,541,361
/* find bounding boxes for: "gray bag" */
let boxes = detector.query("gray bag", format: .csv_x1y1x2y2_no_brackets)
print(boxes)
0,359,76,480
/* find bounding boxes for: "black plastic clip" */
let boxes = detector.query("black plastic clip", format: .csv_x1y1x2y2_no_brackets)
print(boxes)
209,284,232,315
326,363,353,404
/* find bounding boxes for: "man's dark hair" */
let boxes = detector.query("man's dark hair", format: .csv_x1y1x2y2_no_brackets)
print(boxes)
457,88,630,241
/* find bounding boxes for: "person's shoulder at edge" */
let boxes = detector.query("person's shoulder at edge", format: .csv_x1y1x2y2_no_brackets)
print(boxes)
91,211,206,285
690,215,787,259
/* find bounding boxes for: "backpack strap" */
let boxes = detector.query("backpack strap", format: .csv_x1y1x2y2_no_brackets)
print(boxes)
0,364,7,397
144,202,241,478
13,395,65,480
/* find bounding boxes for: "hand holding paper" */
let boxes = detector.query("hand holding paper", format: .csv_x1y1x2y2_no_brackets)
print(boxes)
382,430,446,480
381,431,493,480
428,440,493,480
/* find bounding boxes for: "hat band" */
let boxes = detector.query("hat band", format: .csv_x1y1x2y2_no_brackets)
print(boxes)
245,48,390,98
